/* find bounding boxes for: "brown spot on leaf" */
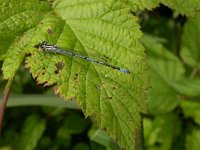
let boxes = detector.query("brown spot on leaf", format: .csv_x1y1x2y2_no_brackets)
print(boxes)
112,86,117,91
108,96,112,99
54,62,65,74
74,73,78,81
66,96,76,101
47,28,53,35
95,84,102,90
54,70,59,74
72,73,79,89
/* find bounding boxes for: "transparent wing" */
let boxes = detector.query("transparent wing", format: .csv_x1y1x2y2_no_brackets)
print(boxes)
64,47,110,64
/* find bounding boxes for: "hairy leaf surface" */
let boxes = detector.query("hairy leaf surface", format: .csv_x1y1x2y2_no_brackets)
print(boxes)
128,0,159,10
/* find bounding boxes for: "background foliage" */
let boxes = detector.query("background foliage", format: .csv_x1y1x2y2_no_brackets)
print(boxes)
0,0,200,150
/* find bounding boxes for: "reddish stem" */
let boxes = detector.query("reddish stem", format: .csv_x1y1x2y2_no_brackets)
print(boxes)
0,84,11,135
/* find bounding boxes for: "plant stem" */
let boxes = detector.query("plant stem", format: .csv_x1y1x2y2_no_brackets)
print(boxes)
0,78,13,135
134,116,145,150
189,67,199,79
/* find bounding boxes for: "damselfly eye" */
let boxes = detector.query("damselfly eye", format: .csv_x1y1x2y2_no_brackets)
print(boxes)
41,41,47,46
34,41,47,49
38,41,47,49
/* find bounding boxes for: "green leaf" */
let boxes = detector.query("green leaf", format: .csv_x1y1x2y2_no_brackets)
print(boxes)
186,128,200,150
142,34,184,114
1,0,150,149
143,114,181,150
16,115,46,150
171,78,200,97
180,14,200,68
57,113,86,139
2,31,34,79
128,0,200,14
128,0,159,10
181,100,200,125
56,113,87,147
160,0,200,17
89,129,120,150
0,0,50,56
1,0,50,79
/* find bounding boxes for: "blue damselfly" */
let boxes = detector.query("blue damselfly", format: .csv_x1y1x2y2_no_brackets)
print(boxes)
35,41,130,74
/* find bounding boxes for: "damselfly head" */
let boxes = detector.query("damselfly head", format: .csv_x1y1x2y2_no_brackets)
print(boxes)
34,41,47,49
41,41,47,45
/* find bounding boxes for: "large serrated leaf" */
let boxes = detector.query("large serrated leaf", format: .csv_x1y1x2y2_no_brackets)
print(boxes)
2,29,35,79
1,0,50,79
1,0,150,149
0,0,50,55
